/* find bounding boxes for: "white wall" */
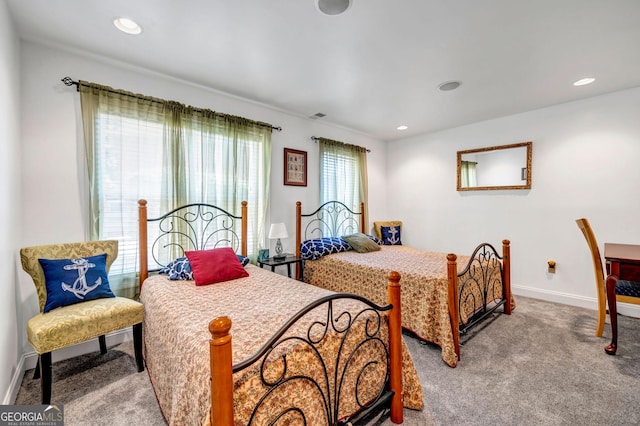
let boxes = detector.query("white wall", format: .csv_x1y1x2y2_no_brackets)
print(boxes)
0,1,22,404
17,40,388,357
387,86,640,311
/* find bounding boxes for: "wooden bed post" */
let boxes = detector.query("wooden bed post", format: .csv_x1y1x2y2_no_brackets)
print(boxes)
209,316,234,426
502,239,512,315
447,254,461,361
296,201,302,280
360,201,366,234
138,199,148,287
387,271,403,424
241,201,248,257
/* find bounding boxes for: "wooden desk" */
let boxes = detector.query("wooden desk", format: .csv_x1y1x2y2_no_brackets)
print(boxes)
603,243,640,355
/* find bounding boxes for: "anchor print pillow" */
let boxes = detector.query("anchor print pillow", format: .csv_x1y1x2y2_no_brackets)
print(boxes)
39,253,115,313
380,225,402,245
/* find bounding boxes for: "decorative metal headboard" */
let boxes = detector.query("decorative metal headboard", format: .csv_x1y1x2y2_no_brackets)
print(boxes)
295,201,365,247
138,200,247,283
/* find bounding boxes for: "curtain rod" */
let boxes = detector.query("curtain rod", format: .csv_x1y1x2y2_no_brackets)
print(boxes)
310,136,371,153
61,77,282,132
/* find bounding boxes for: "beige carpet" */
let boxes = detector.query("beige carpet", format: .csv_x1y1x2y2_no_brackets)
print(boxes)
15,343,164,425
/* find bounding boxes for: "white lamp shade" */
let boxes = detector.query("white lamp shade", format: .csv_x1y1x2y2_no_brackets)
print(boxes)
268,223,288,239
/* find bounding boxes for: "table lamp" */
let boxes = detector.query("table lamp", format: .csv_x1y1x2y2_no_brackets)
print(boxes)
268,223,288,260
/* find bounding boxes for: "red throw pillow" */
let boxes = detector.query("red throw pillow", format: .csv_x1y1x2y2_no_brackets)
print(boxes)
184,247,249,286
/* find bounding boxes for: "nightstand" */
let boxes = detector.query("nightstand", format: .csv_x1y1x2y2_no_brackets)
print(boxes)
257,254,304,280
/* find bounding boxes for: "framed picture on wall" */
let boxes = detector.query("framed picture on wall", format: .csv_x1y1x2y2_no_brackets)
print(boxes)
284,148,307,186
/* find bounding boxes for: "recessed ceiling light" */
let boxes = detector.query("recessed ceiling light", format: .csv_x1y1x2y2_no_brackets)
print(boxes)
573,77,595,86
397,125,408,131
438,81,461,91
114,17,142,35
315,0,352,15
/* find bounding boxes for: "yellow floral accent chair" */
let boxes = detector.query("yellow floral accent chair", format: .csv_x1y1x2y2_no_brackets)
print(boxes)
20,240,144,404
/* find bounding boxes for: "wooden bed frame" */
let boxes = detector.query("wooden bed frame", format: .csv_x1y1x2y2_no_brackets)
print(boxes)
137,199,405,425
295,200,512,361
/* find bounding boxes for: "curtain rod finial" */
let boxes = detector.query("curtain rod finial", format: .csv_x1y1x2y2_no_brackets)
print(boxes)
61,77,79,91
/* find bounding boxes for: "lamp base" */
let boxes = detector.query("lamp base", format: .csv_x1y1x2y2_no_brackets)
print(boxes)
274,238,285,261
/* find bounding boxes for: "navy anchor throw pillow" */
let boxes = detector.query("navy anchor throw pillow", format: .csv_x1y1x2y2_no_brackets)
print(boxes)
381,225,402,245
39,253,115,313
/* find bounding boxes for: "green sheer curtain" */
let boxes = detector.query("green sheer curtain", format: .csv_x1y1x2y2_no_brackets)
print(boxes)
318,137,369,226
80,81,272,298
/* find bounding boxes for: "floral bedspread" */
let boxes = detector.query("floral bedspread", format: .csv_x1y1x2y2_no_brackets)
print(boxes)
303,245,512,368
140,264,423,425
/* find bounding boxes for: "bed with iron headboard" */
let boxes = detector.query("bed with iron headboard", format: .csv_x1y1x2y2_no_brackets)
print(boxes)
136,199,423,425
295,201,514,368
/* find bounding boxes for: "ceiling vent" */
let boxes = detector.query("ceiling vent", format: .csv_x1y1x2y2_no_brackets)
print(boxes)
309,112,326,119
316,0,352,16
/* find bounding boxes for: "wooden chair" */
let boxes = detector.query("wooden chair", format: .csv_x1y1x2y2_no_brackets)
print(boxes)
576,218,640,338
20,240,144,404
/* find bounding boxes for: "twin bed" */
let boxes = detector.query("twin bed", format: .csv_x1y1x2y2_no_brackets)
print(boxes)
296,201,513,368
137,200,422,425
137,198,513,424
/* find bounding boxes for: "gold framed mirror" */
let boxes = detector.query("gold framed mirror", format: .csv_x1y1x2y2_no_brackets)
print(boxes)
457,141,532,191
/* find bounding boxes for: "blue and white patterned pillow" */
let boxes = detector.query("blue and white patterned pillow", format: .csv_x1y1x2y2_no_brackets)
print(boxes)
366,234,384,245
160,254,250,280
381,226,402,245
300,237,351,260
160,257,194,280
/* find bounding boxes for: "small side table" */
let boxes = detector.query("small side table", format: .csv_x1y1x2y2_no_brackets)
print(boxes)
257,254,304,280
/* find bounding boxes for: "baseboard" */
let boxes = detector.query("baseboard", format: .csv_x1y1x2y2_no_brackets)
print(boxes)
3,354,26,406
512,284,640,318
3,329,133,405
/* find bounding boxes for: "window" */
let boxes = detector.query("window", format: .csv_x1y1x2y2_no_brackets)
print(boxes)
319,137,368,223
80,82,272,297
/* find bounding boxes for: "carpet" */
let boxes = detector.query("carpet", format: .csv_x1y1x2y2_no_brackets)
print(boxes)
14,296,640,425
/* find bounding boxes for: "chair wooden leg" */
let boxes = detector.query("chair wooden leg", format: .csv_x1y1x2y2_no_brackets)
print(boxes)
40,352,52,404
596,282,607,337
133,323,144,372
99,335,107,354
33,357,40,379
605,275,618,355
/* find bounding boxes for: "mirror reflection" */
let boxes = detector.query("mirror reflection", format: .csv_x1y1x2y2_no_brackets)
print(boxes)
457,142,532,191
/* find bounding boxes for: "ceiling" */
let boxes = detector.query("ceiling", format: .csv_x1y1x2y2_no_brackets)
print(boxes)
7,0,640,141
